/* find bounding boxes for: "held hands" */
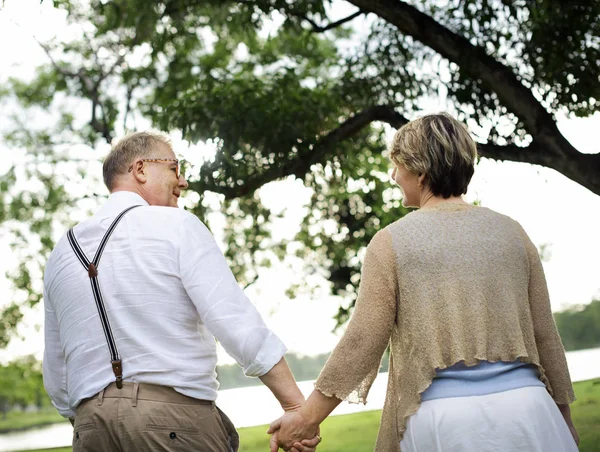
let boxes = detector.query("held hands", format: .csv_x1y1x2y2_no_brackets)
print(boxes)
268,410,321,452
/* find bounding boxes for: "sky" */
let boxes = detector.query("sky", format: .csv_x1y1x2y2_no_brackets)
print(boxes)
0,0,599,365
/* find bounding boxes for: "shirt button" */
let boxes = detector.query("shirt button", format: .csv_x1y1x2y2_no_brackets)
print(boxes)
169,432,177,439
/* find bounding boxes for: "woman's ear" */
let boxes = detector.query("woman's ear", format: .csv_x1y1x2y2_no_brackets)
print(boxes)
417,172,427,190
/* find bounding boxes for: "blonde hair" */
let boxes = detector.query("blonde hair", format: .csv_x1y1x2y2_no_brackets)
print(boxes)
389,113,478,198
103,131,172,191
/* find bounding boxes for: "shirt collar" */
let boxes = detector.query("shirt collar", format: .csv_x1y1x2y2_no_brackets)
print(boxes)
95,191,149,219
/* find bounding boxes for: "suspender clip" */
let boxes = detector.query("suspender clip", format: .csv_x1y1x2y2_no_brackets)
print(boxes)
111,359,123,389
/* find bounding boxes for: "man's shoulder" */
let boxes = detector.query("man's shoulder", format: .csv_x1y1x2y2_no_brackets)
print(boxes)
131,206,209,235
133,206,201,223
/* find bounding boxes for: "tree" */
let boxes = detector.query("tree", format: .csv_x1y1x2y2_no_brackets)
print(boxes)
1,0,598,344
0,356,46,418
554,299,600,351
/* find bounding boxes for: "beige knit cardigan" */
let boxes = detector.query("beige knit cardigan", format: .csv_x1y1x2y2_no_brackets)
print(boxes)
315,204,575,452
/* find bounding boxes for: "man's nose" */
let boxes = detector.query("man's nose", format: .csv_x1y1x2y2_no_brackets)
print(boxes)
179,176,189,189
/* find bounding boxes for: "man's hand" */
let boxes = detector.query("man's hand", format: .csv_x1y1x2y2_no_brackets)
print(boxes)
268,411,319,452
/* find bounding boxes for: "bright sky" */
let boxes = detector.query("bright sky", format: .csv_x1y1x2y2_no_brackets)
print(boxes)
0,1,599,365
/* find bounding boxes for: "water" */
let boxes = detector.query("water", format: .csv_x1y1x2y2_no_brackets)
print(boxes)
2,347,599,452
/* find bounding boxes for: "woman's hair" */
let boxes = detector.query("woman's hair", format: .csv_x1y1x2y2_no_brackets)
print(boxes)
389,113,478,198
103,130,172,191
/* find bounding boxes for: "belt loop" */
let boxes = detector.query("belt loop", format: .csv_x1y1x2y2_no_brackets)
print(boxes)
97,387,105,406
132,382,139,407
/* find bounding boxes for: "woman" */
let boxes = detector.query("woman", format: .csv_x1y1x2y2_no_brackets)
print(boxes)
270,113,579,452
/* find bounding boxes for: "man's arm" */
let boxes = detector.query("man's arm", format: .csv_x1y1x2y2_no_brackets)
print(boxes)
259,358,305,411
179,215,286,374
42,287,75,419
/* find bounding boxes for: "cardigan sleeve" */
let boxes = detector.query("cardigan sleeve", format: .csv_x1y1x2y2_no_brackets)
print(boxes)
314,229,398,404
520,227,575,404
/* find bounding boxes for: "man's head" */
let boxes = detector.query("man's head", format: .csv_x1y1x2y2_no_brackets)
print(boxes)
103,131,188,207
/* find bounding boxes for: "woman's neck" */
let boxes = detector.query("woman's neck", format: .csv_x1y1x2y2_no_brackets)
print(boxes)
419,194,467,209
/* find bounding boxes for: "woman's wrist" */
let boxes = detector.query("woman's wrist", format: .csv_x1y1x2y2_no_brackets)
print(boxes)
297,404,321,432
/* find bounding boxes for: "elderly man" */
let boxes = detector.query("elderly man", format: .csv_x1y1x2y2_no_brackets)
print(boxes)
43,131,319,451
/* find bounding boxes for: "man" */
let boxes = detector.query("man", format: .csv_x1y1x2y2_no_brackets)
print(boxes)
43,131,319,451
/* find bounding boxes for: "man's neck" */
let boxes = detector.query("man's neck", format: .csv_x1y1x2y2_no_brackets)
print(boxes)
110,186,148,203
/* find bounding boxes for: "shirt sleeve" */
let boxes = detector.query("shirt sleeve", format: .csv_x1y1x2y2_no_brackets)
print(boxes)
178,214,286,377
42,286,75,418
519,226,575,404
315,229,398,404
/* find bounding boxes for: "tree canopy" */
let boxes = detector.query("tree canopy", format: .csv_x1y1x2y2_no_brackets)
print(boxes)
1,0,598,345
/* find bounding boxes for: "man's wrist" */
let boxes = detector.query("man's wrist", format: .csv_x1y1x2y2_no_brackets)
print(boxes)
281,395,305,412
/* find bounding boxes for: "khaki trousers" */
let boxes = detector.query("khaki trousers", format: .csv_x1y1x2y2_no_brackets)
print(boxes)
73,382,239,452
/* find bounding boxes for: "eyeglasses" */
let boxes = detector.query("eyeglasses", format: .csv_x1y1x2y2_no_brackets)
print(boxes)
128,158,186,179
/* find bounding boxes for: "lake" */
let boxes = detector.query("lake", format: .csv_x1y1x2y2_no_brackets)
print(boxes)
1,347,599,452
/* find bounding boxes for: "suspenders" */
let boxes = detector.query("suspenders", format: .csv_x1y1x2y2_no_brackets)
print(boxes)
66,205,141,389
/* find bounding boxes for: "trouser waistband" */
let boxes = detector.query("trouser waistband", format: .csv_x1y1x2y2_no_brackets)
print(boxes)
90,382,214,407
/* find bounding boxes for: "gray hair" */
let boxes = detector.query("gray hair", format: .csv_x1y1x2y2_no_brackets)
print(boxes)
103,131,172,191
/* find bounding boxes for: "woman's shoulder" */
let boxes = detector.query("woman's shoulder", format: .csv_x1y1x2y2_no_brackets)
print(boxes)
384,204,525,237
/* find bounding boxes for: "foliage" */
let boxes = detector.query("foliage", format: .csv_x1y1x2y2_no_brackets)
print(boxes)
217,352,333,389
0,355,49,419
1,0,599,346
555,299,600,352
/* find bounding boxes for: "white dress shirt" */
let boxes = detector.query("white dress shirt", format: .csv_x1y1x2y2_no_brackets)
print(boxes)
43,191,286,417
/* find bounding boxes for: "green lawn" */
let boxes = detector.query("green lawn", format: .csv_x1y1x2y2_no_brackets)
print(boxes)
13,378,600,452
0,409,64,433
569,378,600,451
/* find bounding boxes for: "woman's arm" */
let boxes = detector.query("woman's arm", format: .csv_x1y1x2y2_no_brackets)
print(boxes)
269,229,399,450
520,228,575,404
520,226,578,445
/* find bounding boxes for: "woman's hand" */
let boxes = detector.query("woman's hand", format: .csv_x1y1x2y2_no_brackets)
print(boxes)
291,435,322,452
268,410,319,452
567,422,580,446
269,431,322,452
557,403,579,446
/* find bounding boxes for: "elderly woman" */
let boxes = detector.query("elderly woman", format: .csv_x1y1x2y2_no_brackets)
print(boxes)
270,113,579,452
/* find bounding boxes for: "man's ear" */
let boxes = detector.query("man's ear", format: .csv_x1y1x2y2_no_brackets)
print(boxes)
132,160,147,184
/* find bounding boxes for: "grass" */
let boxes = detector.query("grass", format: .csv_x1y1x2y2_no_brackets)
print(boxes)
13,378,600,452
569,378,600,451
0,409,64,433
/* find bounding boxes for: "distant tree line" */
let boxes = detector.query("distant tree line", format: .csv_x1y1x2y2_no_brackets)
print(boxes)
554,299,600,352
217,350,390,390
0,356,49,419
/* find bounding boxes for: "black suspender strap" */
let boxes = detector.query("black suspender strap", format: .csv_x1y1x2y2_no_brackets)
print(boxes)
66,205,141,389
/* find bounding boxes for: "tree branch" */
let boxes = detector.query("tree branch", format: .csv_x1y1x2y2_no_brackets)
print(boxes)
193,100,600,197
346,2,581,152
289,9,363,33
193,106,409,198
345,0,600,194
35,36,121,144
123,84,134,131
